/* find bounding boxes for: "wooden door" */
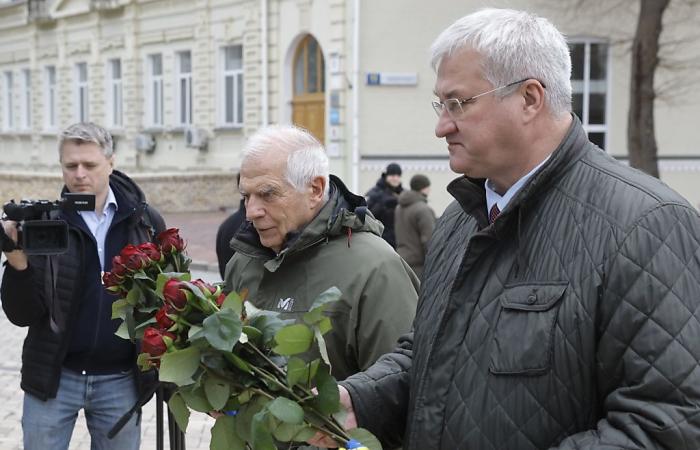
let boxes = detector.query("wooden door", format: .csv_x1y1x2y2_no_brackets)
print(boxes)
292,35,325,142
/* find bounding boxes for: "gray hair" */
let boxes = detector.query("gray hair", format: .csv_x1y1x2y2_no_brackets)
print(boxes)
430,8,572,117
59,122,114,157
242,124,330,199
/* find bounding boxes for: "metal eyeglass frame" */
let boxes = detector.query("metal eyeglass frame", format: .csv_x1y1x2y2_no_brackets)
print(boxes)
432,78,530,119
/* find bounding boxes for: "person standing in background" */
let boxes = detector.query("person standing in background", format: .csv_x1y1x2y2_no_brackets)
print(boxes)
394,174,436,279
366,162,403,248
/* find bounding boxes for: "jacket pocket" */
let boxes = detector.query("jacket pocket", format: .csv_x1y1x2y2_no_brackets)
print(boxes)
489,282,567,376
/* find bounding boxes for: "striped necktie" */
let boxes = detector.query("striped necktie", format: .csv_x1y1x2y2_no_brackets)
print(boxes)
489,204,501,224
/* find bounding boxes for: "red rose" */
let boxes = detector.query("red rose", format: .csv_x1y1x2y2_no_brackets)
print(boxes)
155,304,176,329
216,292,226,307
142,327,175,357
157,228,185,254
111,255,127,277
120,245,150,271
137,242,161,262
192,279,217,295
163,279,188,309
102,271,122,289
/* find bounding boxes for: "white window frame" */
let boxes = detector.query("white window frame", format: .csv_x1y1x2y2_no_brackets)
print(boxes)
176,50,192,127
569,38,610,150
44,65,56,130
218,45,243,127
19,69,31,130
3,71,14,131
145,54,164,128
106,58,123,128
74,62,89,122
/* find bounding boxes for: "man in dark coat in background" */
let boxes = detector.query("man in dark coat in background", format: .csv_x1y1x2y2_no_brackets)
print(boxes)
215,173,246,279
365,162,403,248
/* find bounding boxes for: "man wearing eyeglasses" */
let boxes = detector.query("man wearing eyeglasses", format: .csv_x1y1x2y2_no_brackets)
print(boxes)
312,7,700,450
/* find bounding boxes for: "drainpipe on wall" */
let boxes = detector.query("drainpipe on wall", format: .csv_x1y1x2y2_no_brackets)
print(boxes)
351,0,360,192
261,0,269,126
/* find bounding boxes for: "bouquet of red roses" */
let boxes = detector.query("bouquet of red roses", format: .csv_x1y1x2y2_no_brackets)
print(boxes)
103,228,380,450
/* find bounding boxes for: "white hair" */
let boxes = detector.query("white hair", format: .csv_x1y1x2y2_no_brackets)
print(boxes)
59,122,114,157
430,8,572,117
242,124,330,199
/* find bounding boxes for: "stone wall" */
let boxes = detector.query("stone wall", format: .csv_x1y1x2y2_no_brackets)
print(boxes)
0,171,239,213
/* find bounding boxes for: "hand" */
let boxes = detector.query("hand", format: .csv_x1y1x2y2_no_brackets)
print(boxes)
308,385,358,448
1,220,28,270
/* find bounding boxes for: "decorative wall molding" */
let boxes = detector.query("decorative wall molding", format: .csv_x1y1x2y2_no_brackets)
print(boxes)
66,41,90,55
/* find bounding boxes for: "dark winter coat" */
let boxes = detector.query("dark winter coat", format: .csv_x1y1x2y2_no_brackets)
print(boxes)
366,177,403,248
215,198,246,279
1,170,165,401
394,190,436,279
225,175,419,381
342,117,700,449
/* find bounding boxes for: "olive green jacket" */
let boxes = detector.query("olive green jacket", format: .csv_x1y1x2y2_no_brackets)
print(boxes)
224,175,419,381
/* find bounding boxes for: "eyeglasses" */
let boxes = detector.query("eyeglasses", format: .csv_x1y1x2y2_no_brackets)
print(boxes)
432,78,529,119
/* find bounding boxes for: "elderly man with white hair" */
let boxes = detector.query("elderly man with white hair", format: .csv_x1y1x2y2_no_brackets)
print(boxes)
223,124,419,382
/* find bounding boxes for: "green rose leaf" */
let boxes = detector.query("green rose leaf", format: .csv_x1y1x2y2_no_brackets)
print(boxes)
111,298,130,320
202,308,243,352
272,422,316,442
242,325,263,343
249,313,294,344
159,346,201,385
234,395,270,443
303,286,342,325
204,375,231,411
126,285,144,306
167,392,190,433
267,396,304,425
349,428,384,450
115,321,130,340
286,356,308,387
223,351,254,375
210,415,245,450
314,325,331,368
221,291,243,316
251,410,276,450
125,308,136,341
273,324,314,355
179,385,214,413
312,364,339,415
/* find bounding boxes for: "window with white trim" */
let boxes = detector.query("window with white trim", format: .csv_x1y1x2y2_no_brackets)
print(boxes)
44,66,56,130
176,50,192,126
569,40,609,150
3,71,13,130
107,59,123,128
75,62,89,122
19,69,31,130
146,54,163,127
219,45,243,126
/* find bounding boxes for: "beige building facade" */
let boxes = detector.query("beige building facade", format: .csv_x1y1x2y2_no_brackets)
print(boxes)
0,0,699,213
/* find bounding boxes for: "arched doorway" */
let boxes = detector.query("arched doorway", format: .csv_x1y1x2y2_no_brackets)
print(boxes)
292,35,325,143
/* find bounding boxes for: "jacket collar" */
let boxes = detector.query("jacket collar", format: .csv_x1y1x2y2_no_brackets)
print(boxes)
446,114,590,228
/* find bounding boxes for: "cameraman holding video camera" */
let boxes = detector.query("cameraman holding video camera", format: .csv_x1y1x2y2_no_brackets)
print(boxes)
1,122,166,450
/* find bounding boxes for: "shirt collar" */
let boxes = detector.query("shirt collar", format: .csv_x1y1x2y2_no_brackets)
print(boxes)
485,154,552,215
78,187,118,216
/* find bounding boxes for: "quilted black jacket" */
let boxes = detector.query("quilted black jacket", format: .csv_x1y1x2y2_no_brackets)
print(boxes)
343,117,700,449
1,170,165,400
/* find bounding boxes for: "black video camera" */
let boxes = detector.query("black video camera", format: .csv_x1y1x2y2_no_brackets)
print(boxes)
1,193,95,255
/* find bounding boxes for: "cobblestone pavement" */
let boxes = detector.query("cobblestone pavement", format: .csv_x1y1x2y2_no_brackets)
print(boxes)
0,210,236,449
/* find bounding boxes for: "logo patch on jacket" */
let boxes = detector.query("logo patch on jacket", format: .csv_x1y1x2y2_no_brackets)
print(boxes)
276,297,295,311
